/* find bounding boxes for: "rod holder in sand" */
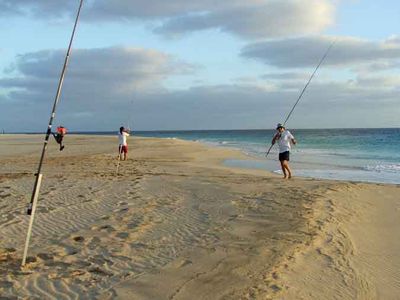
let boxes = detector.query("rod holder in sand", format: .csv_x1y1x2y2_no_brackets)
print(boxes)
22,174,43,266
116,145,123,175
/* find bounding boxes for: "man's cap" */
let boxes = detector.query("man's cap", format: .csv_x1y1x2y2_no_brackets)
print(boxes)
276,123,285,129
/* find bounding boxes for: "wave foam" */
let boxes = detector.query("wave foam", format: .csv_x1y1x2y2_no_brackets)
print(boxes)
365,164,400,173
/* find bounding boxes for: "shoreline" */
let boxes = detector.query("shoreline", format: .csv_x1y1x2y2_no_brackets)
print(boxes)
6,132,398,185
0,135,399,299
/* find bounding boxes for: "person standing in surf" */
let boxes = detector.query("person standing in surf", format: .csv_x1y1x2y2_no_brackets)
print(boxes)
118,126,130,161
271,123,297,179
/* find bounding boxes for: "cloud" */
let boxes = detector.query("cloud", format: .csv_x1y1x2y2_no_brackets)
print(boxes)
352,61,400,73
0,1,18,16
90,79,400,130
261,72,309,81
386,35,400,45
86,0,228,19
0,46,194,103
0,0,75,17
241,36,400,68
1,44,399,132
1,0,224,19
154,0,334,39
1,0,335,39
0,46,195,131
1,70,399,131
353,75,400,89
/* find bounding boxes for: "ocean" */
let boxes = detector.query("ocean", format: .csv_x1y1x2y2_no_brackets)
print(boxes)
131,128,400,185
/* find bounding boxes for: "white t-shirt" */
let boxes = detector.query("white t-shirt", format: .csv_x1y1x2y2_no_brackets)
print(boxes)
277,130,294,153
118,131,129,146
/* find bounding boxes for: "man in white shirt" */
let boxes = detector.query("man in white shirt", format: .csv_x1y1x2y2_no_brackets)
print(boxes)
271,123,297,179
118,126,130,161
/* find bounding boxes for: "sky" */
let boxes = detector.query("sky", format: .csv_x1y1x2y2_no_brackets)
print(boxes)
0,0,399,132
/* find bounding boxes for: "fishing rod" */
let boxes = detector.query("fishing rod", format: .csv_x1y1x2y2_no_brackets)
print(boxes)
116,146,123,175
265,39,336,158
22,0,85,267
127,99,134,133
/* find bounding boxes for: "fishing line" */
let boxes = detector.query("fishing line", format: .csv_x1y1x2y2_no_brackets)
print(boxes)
265,39,336,158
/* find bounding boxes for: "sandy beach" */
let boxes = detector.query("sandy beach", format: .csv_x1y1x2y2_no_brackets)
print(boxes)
0,134,399,299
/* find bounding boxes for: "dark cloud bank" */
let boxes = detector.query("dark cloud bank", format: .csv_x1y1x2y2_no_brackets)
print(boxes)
1,46,399,132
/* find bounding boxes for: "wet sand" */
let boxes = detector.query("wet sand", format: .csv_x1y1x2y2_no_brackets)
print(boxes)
0,135,399,299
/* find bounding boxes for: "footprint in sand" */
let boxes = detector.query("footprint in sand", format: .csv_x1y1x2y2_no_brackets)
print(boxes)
114,207,129,214
70,269,86,277
115,232,130,240
0,248,16,264
130,242,147,249
87,237,101,250
36,206,53,213
88,255,114,266
0,280,13,289
73,260,91,268
126,219,142,230
0,193,11,199
228,214,239,221
111,255,131,262
0,213,22,227
179,259,193,268
72,236,85,243
78,194,93,203
102,225,116,232
88,266,113,277
44,261,72,269
37,253,54,261
24,256,38,264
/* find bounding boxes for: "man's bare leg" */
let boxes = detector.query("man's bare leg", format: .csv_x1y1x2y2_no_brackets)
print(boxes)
280,161,287,179
118,146,122,160
283,161,292,179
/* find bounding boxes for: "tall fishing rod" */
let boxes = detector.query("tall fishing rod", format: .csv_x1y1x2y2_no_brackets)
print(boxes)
127,98,134,132
116,146,123,175
265,40,336,158
22,0,85,267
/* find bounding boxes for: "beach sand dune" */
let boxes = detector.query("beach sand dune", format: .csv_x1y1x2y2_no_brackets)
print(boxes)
0,135,399,299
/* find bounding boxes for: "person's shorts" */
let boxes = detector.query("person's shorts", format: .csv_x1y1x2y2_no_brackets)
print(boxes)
119,145,128,154
279,151,290,161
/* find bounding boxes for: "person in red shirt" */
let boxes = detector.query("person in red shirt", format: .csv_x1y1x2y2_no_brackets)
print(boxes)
53,126,67,151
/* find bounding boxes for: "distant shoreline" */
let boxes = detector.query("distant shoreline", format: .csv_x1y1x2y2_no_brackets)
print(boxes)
1,131,399,185
3,127,400,135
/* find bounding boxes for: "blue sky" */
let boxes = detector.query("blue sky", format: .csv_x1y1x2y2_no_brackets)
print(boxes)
0,0,399,131
330,0,400,39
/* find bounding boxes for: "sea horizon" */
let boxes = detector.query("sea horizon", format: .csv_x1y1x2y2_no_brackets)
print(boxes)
2,126,400,135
